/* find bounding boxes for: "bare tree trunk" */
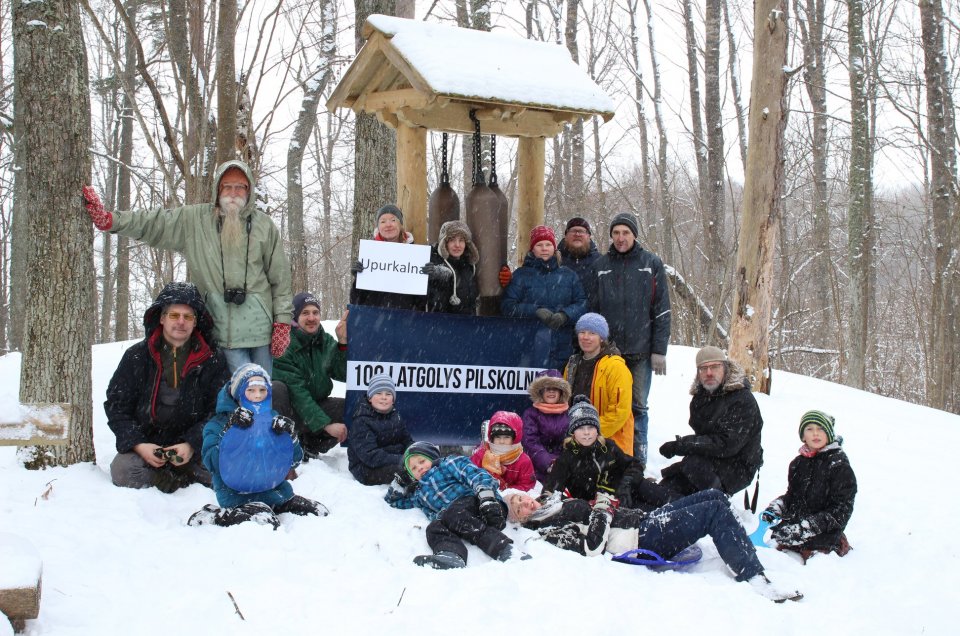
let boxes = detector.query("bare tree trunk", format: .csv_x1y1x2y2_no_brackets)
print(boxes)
729,0,790,394
14,0,95,467
846,0,874,390
703,0,725,309
353,0,398,253
114,0,138,342
683,0,708,214
627,0,654,237
565,0,584,217
287,0,336,294
921,0,958,410
722,0,748,169
216,0,238,165
644,0,673,265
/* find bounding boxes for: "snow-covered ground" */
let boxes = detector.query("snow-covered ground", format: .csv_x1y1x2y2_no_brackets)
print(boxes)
0,329,956,635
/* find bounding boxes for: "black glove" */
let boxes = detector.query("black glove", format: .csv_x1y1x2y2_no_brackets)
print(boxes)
547,311,568,330
614,483,633,509
271,415,297,441
226,407,254,431
389,470,416,495
534,308,554,326
659,436,682,459
350,260,365,274
420,262,436,275
477,489,506,530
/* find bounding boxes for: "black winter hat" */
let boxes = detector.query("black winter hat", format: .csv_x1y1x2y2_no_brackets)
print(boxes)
143,281,215,346
609,212,639,239
293,292,320,323
403,441,441,478
567,395,601,436
565,217,592,235
376,204,404,225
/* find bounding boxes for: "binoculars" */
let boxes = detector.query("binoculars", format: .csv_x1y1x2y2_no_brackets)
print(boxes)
153,448,184,464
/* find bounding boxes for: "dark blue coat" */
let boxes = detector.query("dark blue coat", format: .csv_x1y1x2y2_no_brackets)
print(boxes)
347,400,413,484
557,238,601,289
501,253,587,369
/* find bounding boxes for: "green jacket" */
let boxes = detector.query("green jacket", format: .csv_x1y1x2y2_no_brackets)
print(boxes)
110,160,292,348
273,324,348,432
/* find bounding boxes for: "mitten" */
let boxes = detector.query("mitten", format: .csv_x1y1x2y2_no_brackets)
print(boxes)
547,311,568,330
271,415,297,441
420,262,436,276
651,353,667,376
773,520,815,545
498,265,512,288
477,489,506,530
270,322,291,358
659,436,682,459
614,483,634,509
350,260,365,274
82,185,113,230
388,471,415,496
227,407,254,431
534,308,554,326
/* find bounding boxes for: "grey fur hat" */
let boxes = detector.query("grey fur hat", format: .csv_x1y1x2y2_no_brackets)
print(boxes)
437,220,479,264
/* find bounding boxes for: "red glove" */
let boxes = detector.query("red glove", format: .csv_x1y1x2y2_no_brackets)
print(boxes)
498,265,512,288
82,185,113,230
270,322,291,358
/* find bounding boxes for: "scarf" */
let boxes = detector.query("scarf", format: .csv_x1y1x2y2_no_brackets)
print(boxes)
533,401,569,415
481,442,524,475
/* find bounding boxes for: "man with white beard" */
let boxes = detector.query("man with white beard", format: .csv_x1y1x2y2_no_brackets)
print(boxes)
82,160,293,373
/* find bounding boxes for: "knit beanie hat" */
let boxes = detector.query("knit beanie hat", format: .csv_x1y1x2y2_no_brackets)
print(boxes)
609,212,639,238
529,225,557,251
376,203,404,225
565,217,592,235
799,410,836,444
567,395,601,436
292,292,320,323
229,363,272,402
575,313,609,340
403,441,441,477
696,346,727,367
366,373,396,400
487,411,522,442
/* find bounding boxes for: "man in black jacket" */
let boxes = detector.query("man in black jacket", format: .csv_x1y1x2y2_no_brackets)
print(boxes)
105,282,228,492
658,346,763,497
584,212,671,464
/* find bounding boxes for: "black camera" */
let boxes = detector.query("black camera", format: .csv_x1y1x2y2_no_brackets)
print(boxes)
224,288,247,305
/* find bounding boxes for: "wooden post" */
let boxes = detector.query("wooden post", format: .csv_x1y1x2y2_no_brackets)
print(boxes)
516,136,545,265
396,124,428,244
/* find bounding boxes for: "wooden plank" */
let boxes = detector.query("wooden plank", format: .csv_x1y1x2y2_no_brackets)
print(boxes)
0,403,72,447
394,102,567,138
363,88,432,113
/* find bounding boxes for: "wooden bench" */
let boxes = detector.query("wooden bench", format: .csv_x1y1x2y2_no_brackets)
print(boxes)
0,403,71,632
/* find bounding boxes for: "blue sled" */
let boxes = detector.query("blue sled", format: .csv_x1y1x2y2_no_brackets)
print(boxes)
749,518,776,548
612,544,703,571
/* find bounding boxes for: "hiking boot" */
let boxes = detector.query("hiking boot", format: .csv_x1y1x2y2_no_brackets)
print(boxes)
187,504,220,526
216,502,280,530
154,465,192,494
495,544,532,563
413,551,466,570
273,494,329,517
747,574,803,603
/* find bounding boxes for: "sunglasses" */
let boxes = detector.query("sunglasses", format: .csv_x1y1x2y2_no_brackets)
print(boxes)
164,311,196,323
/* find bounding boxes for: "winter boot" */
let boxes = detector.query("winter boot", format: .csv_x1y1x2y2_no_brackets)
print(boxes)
413,551,466,570
273,494,329,517
187,504,221,527
154,465,192,494
747,574,803,603
495,544,532,563
216,502,281,530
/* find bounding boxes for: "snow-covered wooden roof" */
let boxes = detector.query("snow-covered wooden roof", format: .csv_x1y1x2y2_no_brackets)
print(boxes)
327,15,616,138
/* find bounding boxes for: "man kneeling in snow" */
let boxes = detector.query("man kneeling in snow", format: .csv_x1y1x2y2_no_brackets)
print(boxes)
105,282,229,492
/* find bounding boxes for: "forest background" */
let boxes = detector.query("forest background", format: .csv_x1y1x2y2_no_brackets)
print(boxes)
3,0,959,423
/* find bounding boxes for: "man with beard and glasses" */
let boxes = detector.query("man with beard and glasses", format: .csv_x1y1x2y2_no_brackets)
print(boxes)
82,160,293,374
556,217,600,290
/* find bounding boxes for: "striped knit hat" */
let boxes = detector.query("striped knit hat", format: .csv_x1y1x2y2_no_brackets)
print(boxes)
366,373,396,400
799,410,836,444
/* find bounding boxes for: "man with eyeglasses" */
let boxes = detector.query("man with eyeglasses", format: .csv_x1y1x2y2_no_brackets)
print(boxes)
81,160,293,373
556,217,600,289
105,282,228,492
657,346,763,498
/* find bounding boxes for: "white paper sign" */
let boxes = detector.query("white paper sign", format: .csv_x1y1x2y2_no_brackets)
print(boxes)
356,239,430,295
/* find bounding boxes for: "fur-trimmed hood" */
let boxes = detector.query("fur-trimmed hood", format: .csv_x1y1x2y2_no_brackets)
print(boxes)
437,220,479,264
690,359,748,395
528,372,572,403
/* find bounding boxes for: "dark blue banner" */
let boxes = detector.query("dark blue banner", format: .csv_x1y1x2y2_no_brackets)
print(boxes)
345,304,553,444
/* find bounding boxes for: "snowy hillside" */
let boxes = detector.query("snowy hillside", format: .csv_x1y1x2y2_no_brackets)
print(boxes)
0,329,956,635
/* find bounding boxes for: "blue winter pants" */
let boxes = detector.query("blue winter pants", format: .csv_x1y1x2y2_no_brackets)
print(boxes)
624,489,764,581
624,355,652,464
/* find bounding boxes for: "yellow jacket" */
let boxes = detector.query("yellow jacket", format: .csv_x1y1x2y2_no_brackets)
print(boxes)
564,348,634,456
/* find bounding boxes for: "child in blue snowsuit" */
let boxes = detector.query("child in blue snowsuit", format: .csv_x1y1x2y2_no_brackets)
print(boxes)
189,363,328,528
385,441,528,569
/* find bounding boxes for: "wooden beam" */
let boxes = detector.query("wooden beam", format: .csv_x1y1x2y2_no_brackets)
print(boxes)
396,124,428,245
394,103,567,138
516,137,545,265
362,88,432,113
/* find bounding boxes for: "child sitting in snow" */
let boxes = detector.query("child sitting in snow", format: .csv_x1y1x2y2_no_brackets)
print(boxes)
521,369,572,483
189,364,328,529
348,373,413,486
385,441,529,569
470,411,536,492
762,410,857,561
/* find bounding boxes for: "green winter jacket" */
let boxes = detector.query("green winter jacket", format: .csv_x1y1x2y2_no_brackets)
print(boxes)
110,160,293,348
272,324,348,432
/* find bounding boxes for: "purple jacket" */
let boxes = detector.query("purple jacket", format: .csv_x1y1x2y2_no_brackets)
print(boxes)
522,405,570,483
